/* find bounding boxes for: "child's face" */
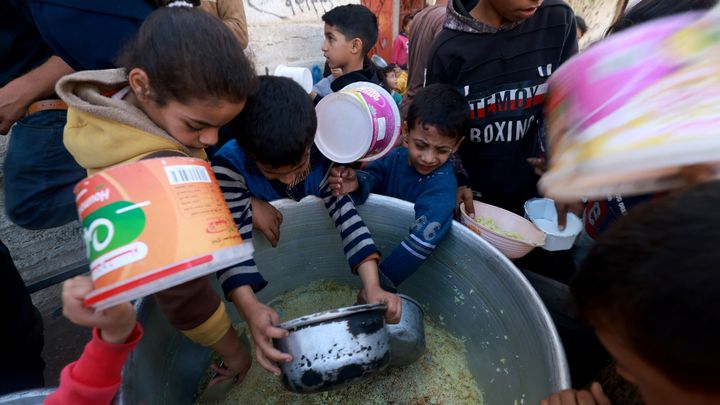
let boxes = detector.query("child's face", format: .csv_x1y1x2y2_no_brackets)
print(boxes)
384,71,398,91
255,150,311,186
322,24,358,70
595,327,708,405
404,123,462,176
143,97,245,149
489,0,543,22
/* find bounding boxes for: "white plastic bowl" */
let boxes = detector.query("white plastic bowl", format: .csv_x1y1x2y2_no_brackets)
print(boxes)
524,198,582,251
460,201,545,259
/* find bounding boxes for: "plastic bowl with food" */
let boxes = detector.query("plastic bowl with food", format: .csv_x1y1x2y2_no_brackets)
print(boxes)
459,201,545,259
524,198,583,251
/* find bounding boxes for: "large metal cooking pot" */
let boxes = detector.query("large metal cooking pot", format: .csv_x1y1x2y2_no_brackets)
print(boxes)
118,195,569,404
0,388,54,405
274,303,390,393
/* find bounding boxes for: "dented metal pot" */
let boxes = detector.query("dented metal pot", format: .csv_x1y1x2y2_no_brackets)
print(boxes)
387,294,426,367
273,303,389,393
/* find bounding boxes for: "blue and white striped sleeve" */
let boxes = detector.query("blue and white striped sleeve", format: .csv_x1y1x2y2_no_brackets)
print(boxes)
319,184,380,272
212,163,268,297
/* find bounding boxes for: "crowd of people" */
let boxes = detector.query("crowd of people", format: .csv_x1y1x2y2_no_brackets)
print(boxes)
1,0,719,404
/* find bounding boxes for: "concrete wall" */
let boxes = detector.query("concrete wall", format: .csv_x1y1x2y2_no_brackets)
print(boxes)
566,0,626,48
244,0,360,73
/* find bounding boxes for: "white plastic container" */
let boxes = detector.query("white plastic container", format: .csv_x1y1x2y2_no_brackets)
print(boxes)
273,64,313,93
524,198,582,251
314,82,401,163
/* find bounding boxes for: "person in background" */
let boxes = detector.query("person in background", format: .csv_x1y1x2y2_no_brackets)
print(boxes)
311,4,382,104
45,276,142,405
200,0,249,48
328,84,467,290
379,64,403,105
211,76,401,375
391,14,414,69
543,181,720,405
403,0,448,116
425,0,578,217
57,1,258,384
311,66,344,99
0,240,45,394
0,0,90,230
576,15,588,40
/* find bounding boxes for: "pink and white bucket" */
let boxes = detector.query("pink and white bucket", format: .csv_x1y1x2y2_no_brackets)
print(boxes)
315,82,401,163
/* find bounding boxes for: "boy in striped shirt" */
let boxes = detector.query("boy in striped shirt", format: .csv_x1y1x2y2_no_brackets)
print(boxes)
211,76,401,375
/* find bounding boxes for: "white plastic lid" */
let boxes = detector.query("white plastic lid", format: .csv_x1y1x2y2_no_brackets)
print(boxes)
315,91,373,163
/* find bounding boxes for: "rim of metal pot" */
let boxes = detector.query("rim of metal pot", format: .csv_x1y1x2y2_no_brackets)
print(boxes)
278,303,388,332
396,294,424,316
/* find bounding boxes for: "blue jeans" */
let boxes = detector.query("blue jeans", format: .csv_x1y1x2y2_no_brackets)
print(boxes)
3,110,86,229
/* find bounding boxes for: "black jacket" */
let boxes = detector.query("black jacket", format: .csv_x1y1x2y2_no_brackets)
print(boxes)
426,0,577,213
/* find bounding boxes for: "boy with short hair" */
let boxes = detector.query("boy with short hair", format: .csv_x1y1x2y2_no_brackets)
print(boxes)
211,76,401,375
543,180,720,405
328,84,468,289
426,0,578,216
311,4,382,104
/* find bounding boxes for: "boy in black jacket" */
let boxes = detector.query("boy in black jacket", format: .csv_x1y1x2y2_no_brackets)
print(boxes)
311,4,382,104
426,0,578,215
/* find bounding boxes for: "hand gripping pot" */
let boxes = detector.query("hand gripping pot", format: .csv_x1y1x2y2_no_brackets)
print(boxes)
386,294,426,367
273,303,390,393
315,81,401,163
75,157,253,310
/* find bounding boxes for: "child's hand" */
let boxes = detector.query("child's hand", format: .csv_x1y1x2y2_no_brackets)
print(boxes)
328,166,358,197
456,186,474,219
251,197,283,247
231,286,292,375
208,328,252,386
62,276,136,344
541,383,611,405
358,286,402,325
355,260,402,324
527,157,548,176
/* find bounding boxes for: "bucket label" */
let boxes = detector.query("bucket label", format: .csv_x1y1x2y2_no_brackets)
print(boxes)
75,157,251,308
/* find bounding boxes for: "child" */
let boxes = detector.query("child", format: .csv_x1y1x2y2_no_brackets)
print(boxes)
391,14,413,69
45,276,142,405
380,64,403,105
425,0,578,216
328,84,468,289
56,3,257,383
211,76,401,375
311,4,382,104
543,180,720,405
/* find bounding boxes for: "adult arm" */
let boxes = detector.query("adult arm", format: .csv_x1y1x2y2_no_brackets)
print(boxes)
0,55,73,134
214,0,249,49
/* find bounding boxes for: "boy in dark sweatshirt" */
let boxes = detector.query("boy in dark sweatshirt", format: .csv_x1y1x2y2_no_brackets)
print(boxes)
311,4,382,104
426,0,578,215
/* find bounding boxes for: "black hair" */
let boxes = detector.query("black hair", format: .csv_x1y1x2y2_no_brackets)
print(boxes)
607,0,718,35
117,3,258,105
406,84,469,141
402,13,414,32
322,5,379,55
575,15,588,35
378,64,397,92
571,180,720,392
229,76,316,168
